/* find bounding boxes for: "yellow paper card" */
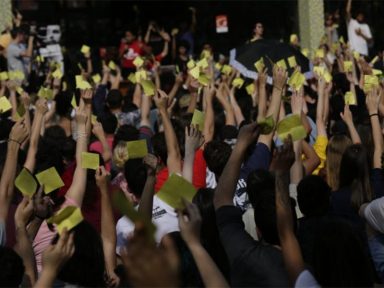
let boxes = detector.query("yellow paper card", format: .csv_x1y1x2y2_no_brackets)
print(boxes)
254,58,264,73
201,49,211,59
288,70,305,91
78,80,92,90
344,91,357,105
35,167,65,194
91,114,97,124
108,61,117,70
191,109,205,132
215,63,222,71
277,114,307,142
288,56,297,68
364,75,379,93
81,152,99,170
71,95,77,108
222,65,232,75
135,70,147,83
314,66,325,76
353,51,360,60
80,45,90,54
339,36,345,44
315,49,324,59
15,168,37,197
324,71,332,83
232,77,244,89
276,59,287,70
301,48,309,57
189,66,200,79
196,58,208,69
127,139,148,159
343,61,353,72
157,173,197,209
257,115,275,135
370,56,379,65
0,72,8,81
290,34,298,44
52,69,63,79
36,55,44,63
141,80,156,96
47,206,83,234
92,74,101,84
0,96,12,113
197,74,210,86
128,73,136,84
38,87,54,100
245,83,255,96
187,59,196,69
16,87,24,95
372,69,382,76
133,56,144,68
75,75,84,88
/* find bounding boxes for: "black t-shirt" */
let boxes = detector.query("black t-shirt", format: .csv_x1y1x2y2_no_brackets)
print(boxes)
216,205,289,287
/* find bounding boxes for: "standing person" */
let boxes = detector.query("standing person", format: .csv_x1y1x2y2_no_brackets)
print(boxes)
119,29,143,77
250,22,264,42
346,0,372,57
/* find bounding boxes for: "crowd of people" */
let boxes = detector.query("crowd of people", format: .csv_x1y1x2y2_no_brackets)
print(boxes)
0,0,384,287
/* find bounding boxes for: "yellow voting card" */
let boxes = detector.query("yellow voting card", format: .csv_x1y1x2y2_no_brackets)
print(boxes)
127,139,148,159
191,109,205,132
201,49,211,59
277,114,307,142
157,173,197,209
196,58,208,69
135,70,147,83
257,115,275,135
128,73,136,84
81,152,99,170
47,206,83,234
254,58,264,73
36,167,65,194
288,70,305,91
15,168,37,197
315,49,324,59
288,56,297,68
133,56,144,68
245,83,255,95
232,77,244,89
215,63,222,71
0,72,8,81
187,59,196,69
372,69,382,76
81,45,90,54
353,51,360,60
344,91,357,105
141,80,156,96
108,61,117,70
301,48,309,57
92,74,101,84
197,74,210,86
324,71,332,83
38,87,54,100
189,66,200,79
314,66,325,76
75,75,84,88
290,34,298,44
16,87,24,95
370,56,379,65
52,69,63,79
343,61,353,72
91,114,98,124
222,65,232,75
0,97,12,113
276,59,287,70
71,95,77,108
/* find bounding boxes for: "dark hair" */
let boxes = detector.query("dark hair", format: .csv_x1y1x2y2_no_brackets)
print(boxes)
10,28,22,39
152,132,167,165
113,125,139,149
178,40,190,51
124,158,147,198
313,217,373,286
53,222,105,287
339,144,372,210
297,175,331,217
106,89,123,109
55,91,72,119
0,246,24,287
98,112,117,135
203,141,231,178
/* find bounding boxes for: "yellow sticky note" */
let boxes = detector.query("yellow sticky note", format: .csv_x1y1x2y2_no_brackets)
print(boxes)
91,114,97,124
339,36,345,44
38,87,54,100
370,56,379,65
288,70,305,91
245,83,255,95
353,51,360,60
52,69,63,79
36,55,44,63
372,69,382,76
15,168,37,197
47,206,83,234
191,109,205,132
141,80,156,96
276,59,287,70
257,115,275,135
215,63,222,71
301,48,309,57
189,66,200,79
75,75,84,88
290,34,298,44
315,49,324,59
324,71,332,83
133,56,144,68
288,56,297,68
108,61,117,70
81,152,99,170
197,74,210,86
222,65,232,75
16,87,24,95
232,77,244,89
157,173,197,209
187,59,196,69
81,45,90,54
343,61,353,72
344,91,357,105
35,167,65,194
331,43,340,53
71,95,77,108
314,66,325,76
62,81,67,91
364,75,379,93
0,96,12,113
277,114,307,142
254,58,265,73
128,73,137,84
201,49,211,59
135,70,147,83
92,74,101,84
196,58,209,69
126,139,148,159
0,72,8,81
77,80,92,90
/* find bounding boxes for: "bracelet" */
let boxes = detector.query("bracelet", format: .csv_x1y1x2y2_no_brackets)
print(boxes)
77,131,89,138
273,85,283,91
8,138,21,145
369,113,379,118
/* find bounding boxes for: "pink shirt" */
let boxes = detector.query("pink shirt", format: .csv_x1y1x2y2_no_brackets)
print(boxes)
89,136,114,171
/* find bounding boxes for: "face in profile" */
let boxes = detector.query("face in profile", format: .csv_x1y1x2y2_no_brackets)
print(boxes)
254,23,264,36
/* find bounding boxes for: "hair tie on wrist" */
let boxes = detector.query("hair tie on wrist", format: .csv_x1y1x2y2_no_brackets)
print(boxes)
369,113,379,118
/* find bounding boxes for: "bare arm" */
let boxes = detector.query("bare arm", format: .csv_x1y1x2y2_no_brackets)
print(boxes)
183,125,203,183
302,141,321,175
257,68,268,122
92,122,112,162
340,104,361,144
215,83,236,126
227,84,245,125
138,154,158,220
203,84,215,143
346,0,352,22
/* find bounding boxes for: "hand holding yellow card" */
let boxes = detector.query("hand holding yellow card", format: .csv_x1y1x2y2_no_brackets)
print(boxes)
215,63,222,71
288,56,297,68
290,34,298,44
71,95,77,108
141,80,156,96
47,206,83,234
127,139,148,159
15,168,37,197
343,61,353,72
232,77,244,89
108,61,117,70
133,56,144,68
191,109,205,132
324,71,332,83
0,72,8,81
313,66,325,77
344,91,357,105
35,167,65,194
189,66,200,79
81,45,90,54
92,74,101,84
81,152,99,170
245,83,255,96
257,115,275,135
254,58,264,73
315,49,324,59
128,73,136,84
0,96,12,113
277,114,307,142
222,65,232,75
157,173,197,209
187,59,196,69
197,74,210,86
196,58,208,69
52,69,63,79
301,48,309,57
276,59,287,70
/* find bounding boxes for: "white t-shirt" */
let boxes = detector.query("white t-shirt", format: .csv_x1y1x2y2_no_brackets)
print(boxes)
363,197,384,233
348,18,372,56
116,195,179,255
295,270,320,288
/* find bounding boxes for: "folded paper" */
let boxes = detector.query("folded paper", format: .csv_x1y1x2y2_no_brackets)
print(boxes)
276,59,287,70
36,167,65,194
222,65,232,75
189,66,200,79
133,56,144,68
245,83,255,96
187,59,196,69
343,61,353,72
344,91,357,105
141,80,156,96
232,77,244,88
47,206,83,234
92,74,101,84
288,56,297,68
277,114,307,142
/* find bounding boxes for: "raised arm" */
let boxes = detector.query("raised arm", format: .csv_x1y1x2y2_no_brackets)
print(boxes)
214,122,260,209
159,30,171,59
138,154,158,220
183,125,203,183
340,104,361,144
154,90,182,174
227,84,245,125
346,0,352,22
91,121,112,162
203,84,215,143
302,141,321,175
215,83,236,126
257,68,268,122
290,89,304,185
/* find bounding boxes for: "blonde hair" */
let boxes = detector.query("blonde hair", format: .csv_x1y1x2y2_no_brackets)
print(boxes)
113,141,128,169
326,135,352,191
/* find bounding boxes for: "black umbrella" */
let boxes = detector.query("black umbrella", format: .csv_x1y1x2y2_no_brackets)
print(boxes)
230,39,312,82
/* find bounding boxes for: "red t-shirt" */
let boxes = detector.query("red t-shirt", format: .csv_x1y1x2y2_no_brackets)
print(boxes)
119,40,143,69
155,149,207,192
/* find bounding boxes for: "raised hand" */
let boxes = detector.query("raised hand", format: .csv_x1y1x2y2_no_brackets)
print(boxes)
35,98,48,115
273,65,287,91
20,92,31,107
80,88,93,103
143,153,159,175
178,199,202,245
33,186,53,219
366,86,381,115
14,197,34,228
75,107,88,126
340,104,354,126
154,89,169,112
9,118,29,145
270,135,295,172
95,166,110,189
236,122,260,151
258,67,268,86
185,124,204,153
290,87,304,115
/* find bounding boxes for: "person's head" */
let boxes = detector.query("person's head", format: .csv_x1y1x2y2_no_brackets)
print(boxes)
124,30,136,44
113,125,139,149
253,22,264,37
98,112,117,135
124,158,147,199
356,12,365,23
178,40,190,56
0,246,24,287
10,27,23,42
325,13,334,27
106,89,123,110
339,144,372,210
113,141,129,170
152,132,167,165
312,217,373,286
55,91,73,119
193,188,217,241
297,175,331,217
203,141,231,179
326,135,352,191
53,222,105,287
